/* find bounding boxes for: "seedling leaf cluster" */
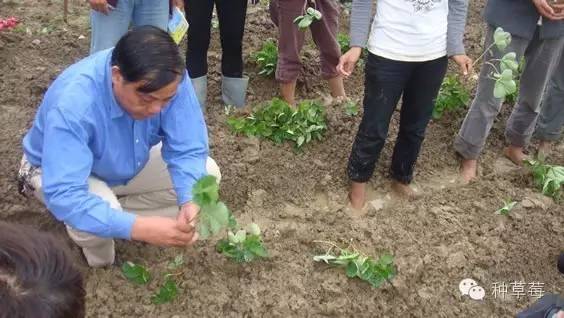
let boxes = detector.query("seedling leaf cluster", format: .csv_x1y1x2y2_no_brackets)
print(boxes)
294,7,322,29
254,39,278,77
193,175,235,239
525,159,564,201
314,243,396,288
433,74,470,119
216,223,269,262
228,98,327,148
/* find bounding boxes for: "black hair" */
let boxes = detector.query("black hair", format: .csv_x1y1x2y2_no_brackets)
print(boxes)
0,221,85,318
111,25,185,93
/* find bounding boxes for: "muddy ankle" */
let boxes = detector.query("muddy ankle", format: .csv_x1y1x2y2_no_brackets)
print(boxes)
459,160,477,183
503,147,527,165
391,181,417,200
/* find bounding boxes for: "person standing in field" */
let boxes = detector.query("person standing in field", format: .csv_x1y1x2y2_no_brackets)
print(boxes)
87,0,182,54
17,27,220,267
184,0,257,111
535,53,564,159
269,0,346,106
337,0,472,208
454,0,564,182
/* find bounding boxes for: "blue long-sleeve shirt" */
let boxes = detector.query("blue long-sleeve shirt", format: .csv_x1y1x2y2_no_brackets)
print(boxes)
22,49,209,240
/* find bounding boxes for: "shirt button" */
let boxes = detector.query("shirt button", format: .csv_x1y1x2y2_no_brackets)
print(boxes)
135,139,139,143
137,162,141,166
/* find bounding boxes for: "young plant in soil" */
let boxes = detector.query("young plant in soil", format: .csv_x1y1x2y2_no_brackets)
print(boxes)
337,33,350,54
254,39,278,77
473,27,519,100
151,255,184,305
496,199,517,216
193,175,237,239
432,74,470,119
524,159,564,201
227,98,327,149
294,2,322,29
216,223,269,263
344,100,360,117
121,261,151,285
313,241,396,289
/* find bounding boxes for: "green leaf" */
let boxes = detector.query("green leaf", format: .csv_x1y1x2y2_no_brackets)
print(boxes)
346,261,358,278
298,15,313,29
192,175,219,206
151,277,178,305
246,223,261,236
493,27,511,51
500,52,519,73
121,261,151,285
378,254,394,266
197,202,231,240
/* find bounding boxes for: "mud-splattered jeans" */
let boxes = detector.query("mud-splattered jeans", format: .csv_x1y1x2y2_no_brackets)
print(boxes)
348,53,448,184
269,0,341,83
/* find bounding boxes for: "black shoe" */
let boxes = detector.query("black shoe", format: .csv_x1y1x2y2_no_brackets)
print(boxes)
558,252,564,274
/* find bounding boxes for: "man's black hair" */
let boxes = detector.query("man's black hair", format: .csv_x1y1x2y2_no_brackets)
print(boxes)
0,221,85,318
111,25,185,93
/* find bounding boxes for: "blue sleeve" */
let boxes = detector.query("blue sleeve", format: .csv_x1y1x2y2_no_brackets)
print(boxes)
41,108,136,239
161,74,209,205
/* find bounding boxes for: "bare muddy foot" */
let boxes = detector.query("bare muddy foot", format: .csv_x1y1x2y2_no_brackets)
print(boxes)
503,146,528,166
348,181,366,210
459,159,478,184
390,180,418,200
537,140,552,160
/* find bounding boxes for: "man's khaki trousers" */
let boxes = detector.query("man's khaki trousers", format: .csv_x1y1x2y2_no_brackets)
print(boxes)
21,143,221,267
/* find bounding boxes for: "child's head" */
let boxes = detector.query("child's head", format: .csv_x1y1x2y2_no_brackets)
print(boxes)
0,221,85,318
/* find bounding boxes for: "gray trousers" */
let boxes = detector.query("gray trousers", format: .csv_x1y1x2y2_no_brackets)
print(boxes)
535,53,564,141
454,25,564,159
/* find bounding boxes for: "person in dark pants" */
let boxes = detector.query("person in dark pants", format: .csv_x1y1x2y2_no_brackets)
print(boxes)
184,0,255,110
337,0,472,209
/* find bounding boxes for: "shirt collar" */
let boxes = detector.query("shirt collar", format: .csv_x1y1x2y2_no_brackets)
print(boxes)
104,49,125,119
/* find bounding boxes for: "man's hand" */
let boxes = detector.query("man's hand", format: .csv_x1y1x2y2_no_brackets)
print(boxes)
177,202,199,229
532,0,564,20
174,0,184,11
89,0,110,15
336,47,363,78
131,216,198,247
451,54,473,76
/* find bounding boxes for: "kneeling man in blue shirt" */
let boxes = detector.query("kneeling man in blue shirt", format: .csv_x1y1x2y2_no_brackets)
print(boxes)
18,26,220,267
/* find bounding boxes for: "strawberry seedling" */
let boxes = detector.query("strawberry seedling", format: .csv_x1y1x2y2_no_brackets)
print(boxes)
121,261,151,285
344,100,360,117
337,33,350,54
314,242,396,289
227,98,327,149
254,39,278,77
524,159,564,201
496,199,517,216
216,223,269,263
473,27,519,100
432,74,470,119
294,6,322,29
151,275,179,305
193,175,237,239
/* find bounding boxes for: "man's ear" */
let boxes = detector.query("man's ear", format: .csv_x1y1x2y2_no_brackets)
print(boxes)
111,66,123,85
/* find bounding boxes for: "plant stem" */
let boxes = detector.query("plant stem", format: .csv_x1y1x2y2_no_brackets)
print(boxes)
474,42,496,65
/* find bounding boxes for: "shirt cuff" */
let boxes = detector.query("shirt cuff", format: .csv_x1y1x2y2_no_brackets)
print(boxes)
109,210,137,240
176,187,192,206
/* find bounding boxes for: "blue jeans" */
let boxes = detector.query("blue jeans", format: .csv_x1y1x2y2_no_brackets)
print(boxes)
90,0,169,54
